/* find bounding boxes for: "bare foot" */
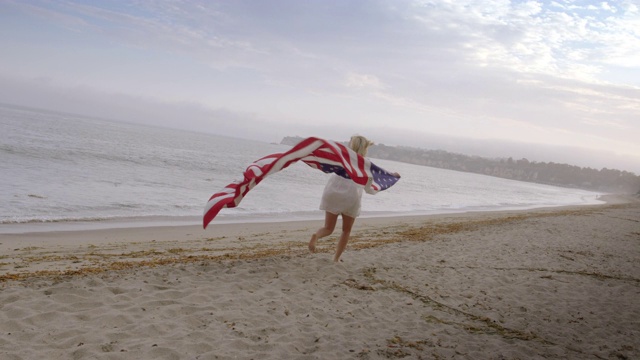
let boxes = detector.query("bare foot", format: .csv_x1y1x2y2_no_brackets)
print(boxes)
308,234,317,253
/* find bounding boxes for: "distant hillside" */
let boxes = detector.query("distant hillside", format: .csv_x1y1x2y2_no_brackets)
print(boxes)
281,136,640,193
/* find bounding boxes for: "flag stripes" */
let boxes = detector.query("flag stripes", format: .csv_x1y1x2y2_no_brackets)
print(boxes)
203,137,399,229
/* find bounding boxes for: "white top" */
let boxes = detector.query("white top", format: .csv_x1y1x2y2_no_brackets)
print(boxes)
319,174,364,218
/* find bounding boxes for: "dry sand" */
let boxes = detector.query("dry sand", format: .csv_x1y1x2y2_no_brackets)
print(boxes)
1,196,639,359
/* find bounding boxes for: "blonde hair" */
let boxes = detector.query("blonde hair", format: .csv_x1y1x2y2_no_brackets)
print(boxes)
349,135,374,156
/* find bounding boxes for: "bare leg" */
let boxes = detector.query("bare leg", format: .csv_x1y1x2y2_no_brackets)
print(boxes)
334,215,355,262
309,212,338,252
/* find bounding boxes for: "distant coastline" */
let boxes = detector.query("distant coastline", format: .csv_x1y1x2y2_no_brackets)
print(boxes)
281,136,640,194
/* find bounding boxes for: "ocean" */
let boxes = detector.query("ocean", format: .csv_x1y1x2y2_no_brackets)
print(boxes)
0,104,603,233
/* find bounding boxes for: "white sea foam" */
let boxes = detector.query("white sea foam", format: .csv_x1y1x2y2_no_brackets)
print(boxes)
0,104,603,233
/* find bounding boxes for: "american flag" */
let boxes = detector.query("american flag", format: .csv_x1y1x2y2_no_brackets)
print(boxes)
203,137,400,229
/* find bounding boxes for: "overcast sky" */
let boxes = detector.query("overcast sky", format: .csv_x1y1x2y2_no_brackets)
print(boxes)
1,0,639,173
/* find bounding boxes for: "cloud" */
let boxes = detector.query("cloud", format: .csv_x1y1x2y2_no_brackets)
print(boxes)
1,0,638,173
345,73,384,89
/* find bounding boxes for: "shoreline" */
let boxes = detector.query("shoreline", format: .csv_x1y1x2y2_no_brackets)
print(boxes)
0,194,638,359
0,194,633,281
0,193,610,235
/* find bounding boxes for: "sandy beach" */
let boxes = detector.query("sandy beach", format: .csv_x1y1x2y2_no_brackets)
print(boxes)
1,196,639,359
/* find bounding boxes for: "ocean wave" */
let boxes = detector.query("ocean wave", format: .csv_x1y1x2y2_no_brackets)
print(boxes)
1,105,605,229
0,216,127,225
